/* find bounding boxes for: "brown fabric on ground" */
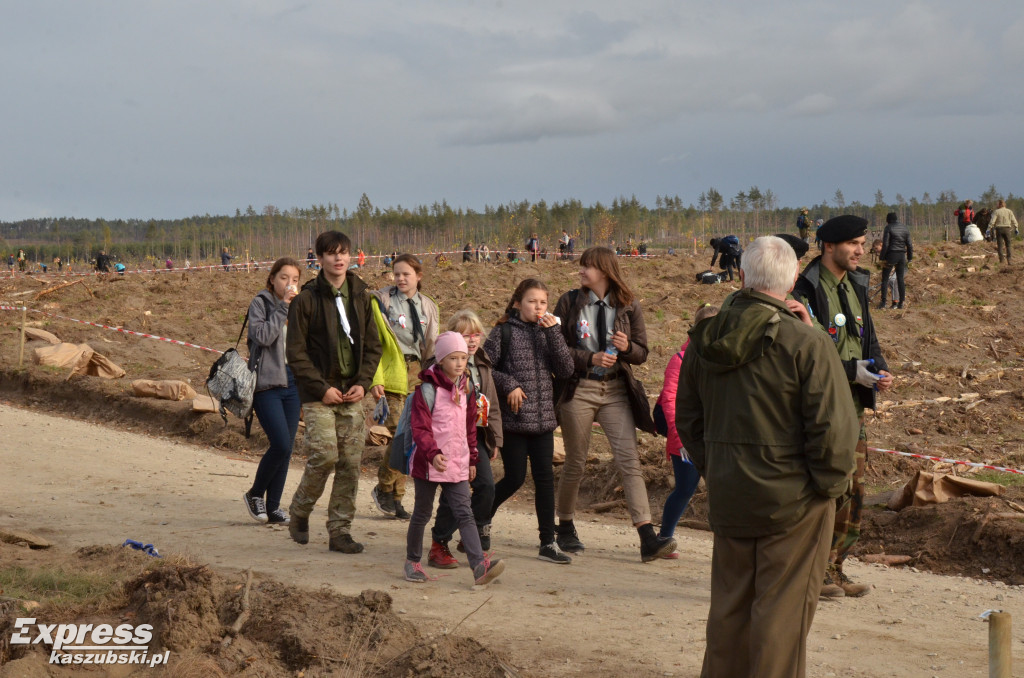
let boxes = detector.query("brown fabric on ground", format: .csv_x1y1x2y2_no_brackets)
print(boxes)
888,471,1005,510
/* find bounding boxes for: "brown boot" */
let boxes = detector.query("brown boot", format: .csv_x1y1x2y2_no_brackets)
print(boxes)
820,568,845,599
835,568,871,597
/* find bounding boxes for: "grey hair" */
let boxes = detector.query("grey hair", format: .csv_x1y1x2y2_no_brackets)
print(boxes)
740,236,799,296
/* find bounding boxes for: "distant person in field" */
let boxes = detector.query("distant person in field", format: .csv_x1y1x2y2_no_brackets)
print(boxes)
989,198,1019,265
954,200,975,243
559,230,570,259
797,208,810,240
7,253,14,272
95,250,110,273
306,247,316,269
526,233,540,263
286,230,383,554
878,212,913,310
677,236,858,678
369,254,439,522
243,257,302,526
17,249,28,272
709,236,742,282
221,247,233,271
463,242,473,263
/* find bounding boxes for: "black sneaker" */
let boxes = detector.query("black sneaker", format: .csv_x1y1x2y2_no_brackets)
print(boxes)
640,534,677,563
289,514,309,545
371,485,396,516
556,522,585,553
538,542,572,564
393,500,410,521
267,508,289,525
243,492,268,523
480,523,491,552
329,533,364,554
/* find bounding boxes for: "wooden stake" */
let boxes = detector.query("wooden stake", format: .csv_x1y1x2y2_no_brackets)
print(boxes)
988,611,1011,678
18,306,27,368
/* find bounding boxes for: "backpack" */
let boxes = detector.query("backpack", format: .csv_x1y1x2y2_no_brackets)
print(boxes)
387,382,436,474
723,235,742,258
652,351,684,436
696,269,721,284
206,296,271,436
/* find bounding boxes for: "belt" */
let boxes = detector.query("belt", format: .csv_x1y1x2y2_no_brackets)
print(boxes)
584,371,620,383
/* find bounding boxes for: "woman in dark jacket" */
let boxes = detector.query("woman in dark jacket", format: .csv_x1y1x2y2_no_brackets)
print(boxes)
485,279,575,564
879,212,913,310
552,247,676,562
242,257,302,524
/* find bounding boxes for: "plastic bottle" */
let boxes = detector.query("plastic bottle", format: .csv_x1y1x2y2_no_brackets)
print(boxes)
592,345,619,377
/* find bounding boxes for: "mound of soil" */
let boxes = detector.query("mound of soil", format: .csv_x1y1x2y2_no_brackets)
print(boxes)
0,542,511,677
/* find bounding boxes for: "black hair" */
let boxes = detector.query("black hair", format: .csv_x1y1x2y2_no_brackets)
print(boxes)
315,231,352,257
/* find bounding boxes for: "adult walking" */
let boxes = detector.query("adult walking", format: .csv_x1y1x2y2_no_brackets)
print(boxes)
793,215,893,598
878,212,913,310
369,254,439,520
552,246,676,562
990,199,1019,265
243,257,302,525
677,236,859,678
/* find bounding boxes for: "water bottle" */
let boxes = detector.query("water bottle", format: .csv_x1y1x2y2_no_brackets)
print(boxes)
592,345,619,377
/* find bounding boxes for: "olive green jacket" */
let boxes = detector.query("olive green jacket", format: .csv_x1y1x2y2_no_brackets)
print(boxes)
676,288,858,538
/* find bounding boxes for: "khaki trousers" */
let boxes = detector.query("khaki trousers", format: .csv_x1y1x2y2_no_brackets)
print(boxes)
701,498,834,678
556,378,651,525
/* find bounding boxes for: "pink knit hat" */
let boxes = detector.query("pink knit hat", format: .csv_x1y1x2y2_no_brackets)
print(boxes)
434,331,468,363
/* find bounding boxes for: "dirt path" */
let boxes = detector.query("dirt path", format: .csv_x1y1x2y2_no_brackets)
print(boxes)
1,403,1020,677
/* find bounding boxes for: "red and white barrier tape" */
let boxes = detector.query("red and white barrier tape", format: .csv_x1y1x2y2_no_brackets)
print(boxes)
869,446,1024,476
0,304,223,355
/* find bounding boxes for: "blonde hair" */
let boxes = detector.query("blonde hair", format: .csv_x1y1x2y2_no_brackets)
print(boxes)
447,308,484,335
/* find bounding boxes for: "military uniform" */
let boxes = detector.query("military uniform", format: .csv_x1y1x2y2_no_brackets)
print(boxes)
793,216,889,596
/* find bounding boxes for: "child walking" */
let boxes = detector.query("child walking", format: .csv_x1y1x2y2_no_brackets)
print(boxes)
427,309,502,568
486,279,575,564
655,303,720,556
404,332,505,585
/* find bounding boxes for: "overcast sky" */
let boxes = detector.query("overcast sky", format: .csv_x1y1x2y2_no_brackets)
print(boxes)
2,1,1022,220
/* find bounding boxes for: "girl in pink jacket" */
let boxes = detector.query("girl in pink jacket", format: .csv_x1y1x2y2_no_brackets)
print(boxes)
656,304,719,557
404,332,505,586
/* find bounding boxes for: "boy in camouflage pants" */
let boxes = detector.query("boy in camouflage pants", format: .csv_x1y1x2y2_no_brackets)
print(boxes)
286,231,382,553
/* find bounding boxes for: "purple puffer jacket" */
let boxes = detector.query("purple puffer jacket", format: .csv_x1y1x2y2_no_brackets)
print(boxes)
484,315,574,435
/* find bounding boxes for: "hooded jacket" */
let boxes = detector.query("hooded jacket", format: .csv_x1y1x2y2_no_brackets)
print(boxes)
676,289,858,538
422,349,503,453
792,257,889,411
409,364,478,483
285,270,383,404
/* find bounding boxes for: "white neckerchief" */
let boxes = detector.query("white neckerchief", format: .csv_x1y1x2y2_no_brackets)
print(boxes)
335,294,354,345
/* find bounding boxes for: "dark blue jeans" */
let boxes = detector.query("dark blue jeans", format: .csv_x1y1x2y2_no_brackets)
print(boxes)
250,368,301,512
432,434,494,543
659,456,701,538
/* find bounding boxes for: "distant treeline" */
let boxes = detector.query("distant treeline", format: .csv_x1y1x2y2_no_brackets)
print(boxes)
2,186,1020,264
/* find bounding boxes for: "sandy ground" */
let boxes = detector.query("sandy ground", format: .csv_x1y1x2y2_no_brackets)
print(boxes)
1,403,1021,677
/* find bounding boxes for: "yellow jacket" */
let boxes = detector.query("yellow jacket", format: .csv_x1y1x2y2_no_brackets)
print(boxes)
370,298,410,395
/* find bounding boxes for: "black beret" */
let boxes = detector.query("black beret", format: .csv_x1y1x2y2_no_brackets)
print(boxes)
774,233,810,259
817,215,868,243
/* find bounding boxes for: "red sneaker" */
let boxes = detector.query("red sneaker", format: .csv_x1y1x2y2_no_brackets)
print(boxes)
428,540,459,569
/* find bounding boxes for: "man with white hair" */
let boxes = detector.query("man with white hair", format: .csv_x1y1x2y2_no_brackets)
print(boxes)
676,236,858,678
